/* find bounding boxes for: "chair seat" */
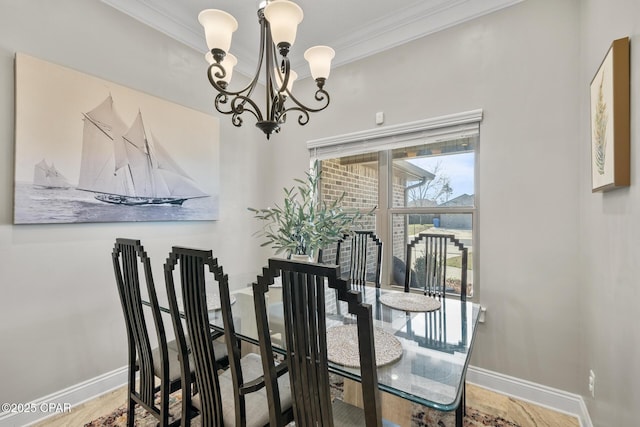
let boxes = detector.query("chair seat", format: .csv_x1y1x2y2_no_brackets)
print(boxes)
167,335,229,367
150,345,183,384
142,338,228,385
192,353,292,427
333,399,399,427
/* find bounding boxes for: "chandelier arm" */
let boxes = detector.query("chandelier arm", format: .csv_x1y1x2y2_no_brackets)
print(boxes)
282,88,331,113
207,63,260,100
264,17,290,125
213,93,231,113
272,46,291,94
214,94,244,128
231,95,263,122
213,93,238,117
279,106,310,126
239,11,269,103
214,93,264,122
207,62,227,84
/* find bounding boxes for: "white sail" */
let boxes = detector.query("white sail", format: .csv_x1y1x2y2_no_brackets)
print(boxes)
77,95,132,196
122,111,156,197
78,95,208,205
33,159,71,189
150,132,208,198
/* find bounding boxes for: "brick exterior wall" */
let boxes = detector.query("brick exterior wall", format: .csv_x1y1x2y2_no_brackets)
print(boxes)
320,159,408,285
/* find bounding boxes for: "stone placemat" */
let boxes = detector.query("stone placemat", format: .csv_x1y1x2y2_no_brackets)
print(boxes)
379,293,441,312
326,324,403,368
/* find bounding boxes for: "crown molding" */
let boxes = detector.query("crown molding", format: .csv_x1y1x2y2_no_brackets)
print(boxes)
101,0,524,79
327,0,524,69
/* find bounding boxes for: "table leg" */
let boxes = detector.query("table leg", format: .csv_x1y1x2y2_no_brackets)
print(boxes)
455,404,462,427
463,381,467,416
455,381,466,427
343,378,412,426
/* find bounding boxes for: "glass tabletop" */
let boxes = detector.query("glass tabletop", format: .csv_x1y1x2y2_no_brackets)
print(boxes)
208,285,480,412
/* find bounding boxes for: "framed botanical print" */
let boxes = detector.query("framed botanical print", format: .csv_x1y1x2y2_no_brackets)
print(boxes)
590,37,630,192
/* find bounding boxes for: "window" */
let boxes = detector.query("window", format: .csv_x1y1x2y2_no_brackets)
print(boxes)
391,138,476,297
309,110,481,298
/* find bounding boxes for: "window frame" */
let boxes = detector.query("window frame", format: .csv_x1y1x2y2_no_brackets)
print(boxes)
309,110,482,299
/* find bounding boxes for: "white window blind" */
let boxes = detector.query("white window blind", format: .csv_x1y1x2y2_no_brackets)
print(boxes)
307,109,483,160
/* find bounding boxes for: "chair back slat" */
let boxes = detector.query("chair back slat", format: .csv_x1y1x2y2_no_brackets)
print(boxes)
164,247,244,427
405,233,468,301
253,258,382,427
284,270,333,425
336,231,383,288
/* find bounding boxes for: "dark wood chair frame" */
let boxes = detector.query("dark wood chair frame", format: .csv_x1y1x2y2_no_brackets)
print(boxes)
112,238,181,427
403,233,470,427
253,258,383,427
334,230,383,288
404,233,468,302
164,246,291,427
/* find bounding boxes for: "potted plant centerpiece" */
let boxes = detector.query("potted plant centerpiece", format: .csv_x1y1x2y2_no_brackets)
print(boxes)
248,161,360,261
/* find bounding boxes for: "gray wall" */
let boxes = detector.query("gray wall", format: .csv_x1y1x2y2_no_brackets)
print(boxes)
0,0,270,404
579,0,640,426
273,0,583,394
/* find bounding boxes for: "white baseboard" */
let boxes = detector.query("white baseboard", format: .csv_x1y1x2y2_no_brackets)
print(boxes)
0,364,593,427
467,365,593,427
0,366,128,427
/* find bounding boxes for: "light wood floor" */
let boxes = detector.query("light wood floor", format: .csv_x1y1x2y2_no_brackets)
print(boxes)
465,383,580,427
31,382,580,427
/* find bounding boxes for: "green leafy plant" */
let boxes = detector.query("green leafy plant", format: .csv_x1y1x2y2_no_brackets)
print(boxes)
248,161,360,258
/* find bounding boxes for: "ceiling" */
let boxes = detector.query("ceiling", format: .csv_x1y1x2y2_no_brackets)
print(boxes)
101,0,523,79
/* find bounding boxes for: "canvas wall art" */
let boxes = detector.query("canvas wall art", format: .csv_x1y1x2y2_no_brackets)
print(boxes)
590,37,630,192
14,53,220,223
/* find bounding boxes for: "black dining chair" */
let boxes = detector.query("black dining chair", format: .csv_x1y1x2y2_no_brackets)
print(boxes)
404,233,469,301
253,258,396,427
112,238,194,427
333,231,383,289
403,233,470,425
164,246,294,427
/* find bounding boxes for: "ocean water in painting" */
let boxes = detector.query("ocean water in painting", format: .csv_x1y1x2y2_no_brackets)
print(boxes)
14,182,219,224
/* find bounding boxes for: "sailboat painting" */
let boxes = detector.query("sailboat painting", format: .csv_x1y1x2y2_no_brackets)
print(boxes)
78,96,208,207
14,53,219,224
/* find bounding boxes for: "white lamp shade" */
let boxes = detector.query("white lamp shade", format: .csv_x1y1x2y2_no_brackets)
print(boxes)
304,46,335,80
198,9,238,53
274,68,298,92
206,52,237,84
264,0,303,47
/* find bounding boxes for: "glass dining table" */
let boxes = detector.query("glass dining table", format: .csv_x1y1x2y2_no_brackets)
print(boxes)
203,284,481,427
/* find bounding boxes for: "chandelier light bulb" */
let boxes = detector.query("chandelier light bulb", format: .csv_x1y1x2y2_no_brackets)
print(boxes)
264,0,303,53
198,9,238,53
304,46,335,80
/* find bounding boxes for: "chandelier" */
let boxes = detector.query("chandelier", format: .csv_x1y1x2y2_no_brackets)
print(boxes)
199,0,335,139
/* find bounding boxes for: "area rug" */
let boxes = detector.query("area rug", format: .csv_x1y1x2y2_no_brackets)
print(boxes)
85,378,521,427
